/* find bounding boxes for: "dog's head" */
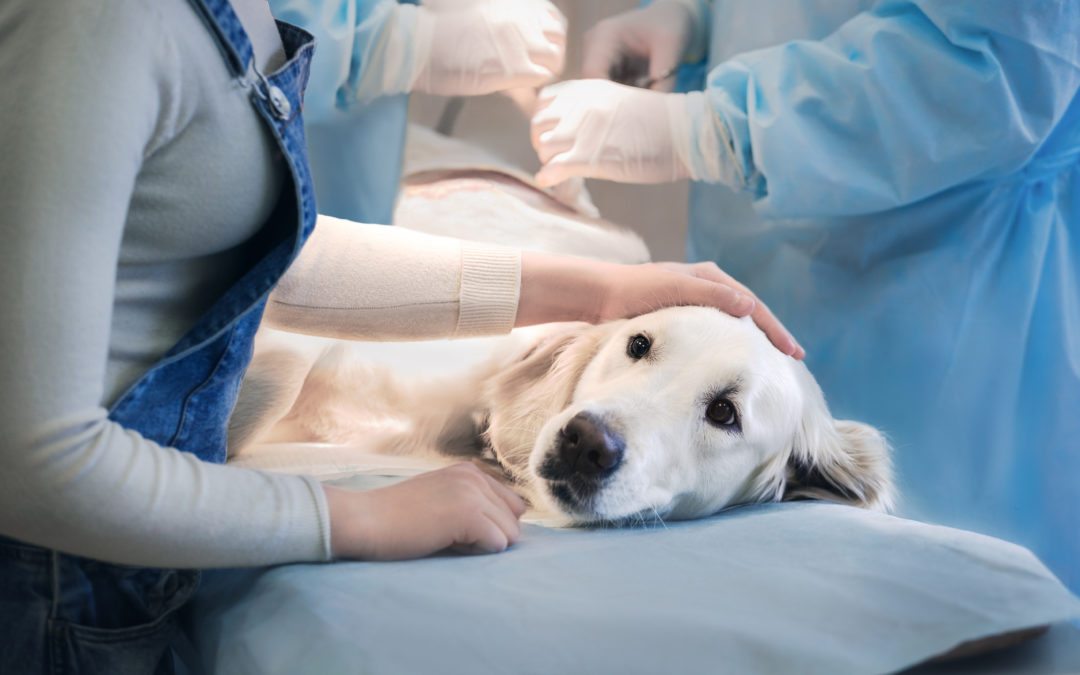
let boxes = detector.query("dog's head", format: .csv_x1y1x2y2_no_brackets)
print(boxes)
484,306,893,524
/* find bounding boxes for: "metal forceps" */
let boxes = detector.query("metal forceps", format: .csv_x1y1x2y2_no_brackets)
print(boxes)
610,55,679,90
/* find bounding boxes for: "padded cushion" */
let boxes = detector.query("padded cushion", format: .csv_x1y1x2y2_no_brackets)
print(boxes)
188,474,1080,674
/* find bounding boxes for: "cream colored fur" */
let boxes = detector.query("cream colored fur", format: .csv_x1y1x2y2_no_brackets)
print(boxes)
230,309,893,524
230,129,892,523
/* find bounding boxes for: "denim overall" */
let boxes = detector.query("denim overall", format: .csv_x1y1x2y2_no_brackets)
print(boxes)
0,1,317,672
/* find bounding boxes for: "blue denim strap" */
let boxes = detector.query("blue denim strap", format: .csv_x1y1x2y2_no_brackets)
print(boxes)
108,1,318,463
185,0,253,77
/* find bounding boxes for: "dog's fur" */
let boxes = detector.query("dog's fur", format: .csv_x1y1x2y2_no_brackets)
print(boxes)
232,126,892,524
231,307,893,524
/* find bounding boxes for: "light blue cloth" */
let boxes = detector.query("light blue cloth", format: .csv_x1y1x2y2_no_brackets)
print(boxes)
269,0,418,223
684,0,1080,592
186,474,1080,675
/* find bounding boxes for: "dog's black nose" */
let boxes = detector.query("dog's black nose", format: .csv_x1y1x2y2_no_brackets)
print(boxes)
557,413,625,478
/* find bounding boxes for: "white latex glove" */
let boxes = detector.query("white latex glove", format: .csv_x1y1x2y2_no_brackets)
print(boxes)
412,0,567,97
419,0,490,8
581,0,707,92
531,79,694,187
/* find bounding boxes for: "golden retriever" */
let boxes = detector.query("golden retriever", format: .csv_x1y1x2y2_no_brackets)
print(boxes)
230,307,893,525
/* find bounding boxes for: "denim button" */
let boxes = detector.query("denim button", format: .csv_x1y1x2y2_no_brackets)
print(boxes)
268,85,291,120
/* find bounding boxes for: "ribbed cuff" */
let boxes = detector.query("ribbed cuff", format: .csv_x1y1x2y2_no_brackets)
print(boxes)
455,244,521,337
299,474,334,562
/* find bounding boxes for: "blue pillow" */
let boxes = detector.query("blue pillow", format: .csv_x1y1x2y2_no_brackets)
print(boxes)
187,474,1079,674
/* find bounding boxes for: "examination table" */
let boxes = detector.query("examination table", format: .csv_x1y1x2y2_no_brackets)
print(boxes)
183,129,1080,674
184,465,1079,674
184,336,1079,675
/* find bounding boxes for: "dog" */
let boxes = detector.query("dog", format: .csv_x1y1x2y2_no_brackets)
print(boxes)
230,126,892,524
229,306,893,525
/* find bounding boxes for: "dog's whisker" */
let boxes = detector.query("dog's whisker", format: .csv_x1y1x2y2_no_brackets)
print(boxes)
651,507,669,531
242,300,894,537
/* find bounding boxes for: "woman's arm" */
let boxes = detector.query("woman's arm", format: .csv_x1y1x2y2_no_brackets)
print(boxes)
0,0,330,568
266,216,522,339
266,215,802,356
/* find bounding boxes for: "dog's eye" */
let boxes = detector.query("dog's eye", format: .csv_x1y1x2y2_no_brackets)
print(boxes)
626,334,651,360
706,397,738,428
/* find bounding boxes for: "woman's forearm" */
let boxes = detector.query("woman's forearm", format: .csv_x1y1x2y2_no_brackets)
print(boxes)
265,216,521,340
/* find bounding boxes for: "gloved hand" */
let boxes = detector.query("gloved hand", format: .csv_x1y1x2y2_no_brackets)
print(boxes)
531,79,694,186
412,0,567,97
581,0,707,92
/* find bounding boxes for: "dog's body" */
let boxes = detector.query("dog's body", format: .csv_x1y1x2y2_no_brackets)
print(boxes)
231,308,893,524
230,129,893,524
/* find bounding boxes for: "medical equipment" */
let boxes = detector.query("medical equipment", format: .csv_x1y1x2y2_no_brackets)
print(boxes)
610,55,678,90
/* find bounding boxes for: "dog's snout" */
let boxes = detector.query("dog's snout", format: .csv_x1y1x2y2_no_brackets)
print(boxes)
557,413,625,477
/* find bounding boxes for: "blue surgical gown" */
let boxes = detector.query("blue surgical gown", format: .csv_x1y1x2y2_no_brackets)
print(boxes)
685,0,1080,590
269,0,418,224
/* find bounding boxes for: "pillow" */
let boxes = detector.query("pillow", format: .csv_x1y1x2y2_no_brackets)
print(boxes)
187,474,1080,674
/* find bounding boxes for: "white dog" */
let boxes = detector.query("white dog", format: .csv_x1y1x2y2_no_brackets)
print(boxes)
230,306,893,525
230,127,892,524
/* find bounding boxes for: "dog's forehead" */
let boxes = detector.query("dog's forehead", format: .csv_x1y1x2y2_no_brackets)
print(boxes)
620,307,787,388
630,307,766,353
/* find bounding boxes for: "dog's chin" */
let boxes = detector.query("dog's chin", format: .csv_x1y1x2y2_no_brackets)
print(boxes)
526,432,675,526
533,475,673,526
540,478,600,521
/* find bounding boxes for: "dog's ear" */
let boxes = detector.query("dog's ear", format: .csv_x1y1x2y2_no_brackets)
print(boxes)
500,325,592,393
783,418,894,511
490,322,617,404
776,364,895,511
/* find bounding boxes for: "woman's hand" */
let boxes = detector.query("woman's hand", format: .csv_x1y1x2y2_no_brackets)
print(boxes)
516,252,804,359
325,463,526,561
654,261,805,359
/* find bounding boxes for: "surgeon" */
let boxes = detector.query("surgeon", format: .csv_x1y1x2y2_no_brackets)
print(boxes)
270,0,567,223
530,0,1080,591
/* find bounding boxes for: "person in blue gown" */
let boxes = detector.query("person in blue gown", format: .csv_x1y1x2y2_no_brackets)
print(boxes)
270,0,567,223
530,0,1080,591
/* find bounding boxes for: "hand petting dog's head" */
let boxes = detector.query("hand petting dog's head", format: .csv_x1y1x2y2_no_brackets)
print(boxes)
484,307,894,525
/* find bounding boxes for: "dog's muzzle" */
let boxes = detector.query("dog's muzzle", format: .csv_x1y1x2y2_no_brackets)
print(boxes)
539,412,625,509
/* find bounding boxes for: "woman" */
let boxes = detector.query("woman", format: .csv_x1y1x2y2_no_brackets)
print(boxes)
531,0,1080,591
0,0,796,671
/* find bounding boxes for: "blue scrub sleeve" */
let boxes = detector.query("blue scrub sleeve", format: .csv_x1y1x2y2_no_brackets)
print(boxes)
692,0,1080,218
269,0,419,120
